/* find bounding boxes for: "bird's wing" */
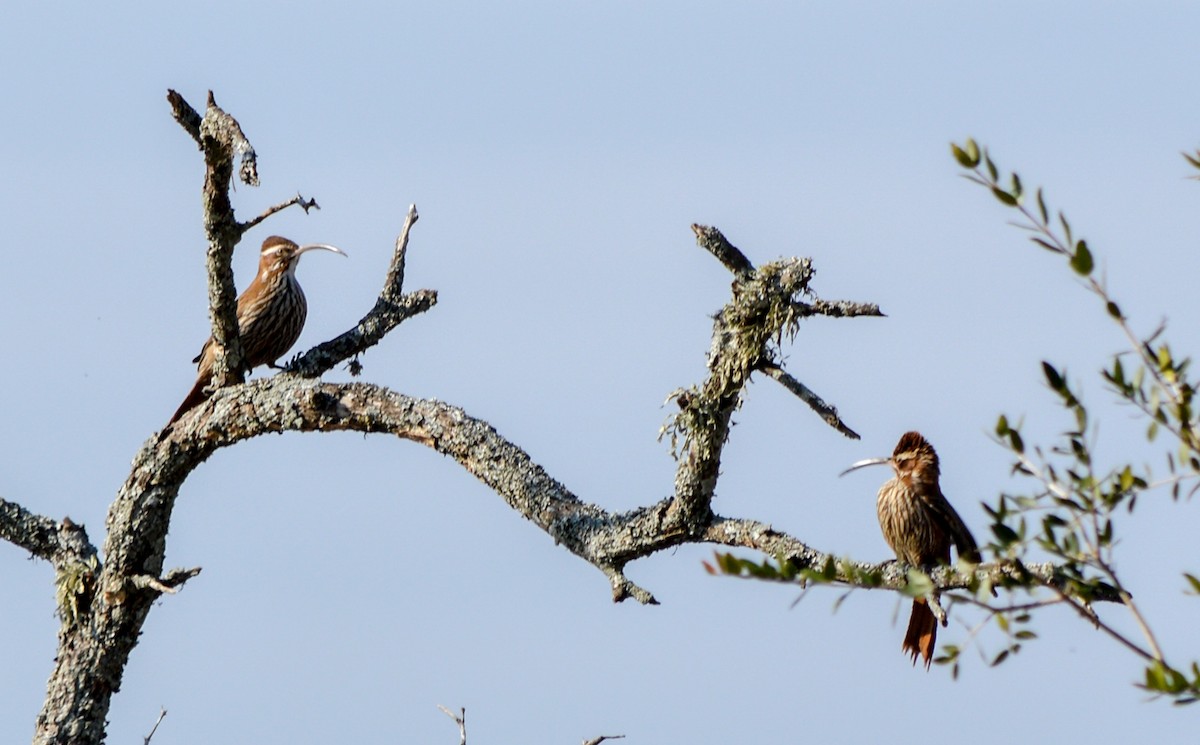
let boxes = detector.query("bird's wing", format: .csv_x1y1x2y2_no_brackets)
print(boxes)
922,487,981,563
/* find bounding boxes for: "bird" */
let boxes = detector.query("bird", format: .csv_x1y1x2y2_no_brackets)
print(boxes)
840,431,980,669
168,235,346,425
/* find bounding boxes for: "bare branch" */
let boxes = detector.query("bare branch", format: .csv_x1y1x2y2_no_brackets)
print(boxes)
167,381,1075,607
169,89,254,387
757,363,860,439
691,223,755,277
0,497,61,560
604,565,658,605
383,203,419,302
438,705,466,745
799,297,885,318
200,90,258,188
130,567,202,596
291,204,436,377
928,592,948,627
165,90,201,145
239,192,320,233
142,708,167,745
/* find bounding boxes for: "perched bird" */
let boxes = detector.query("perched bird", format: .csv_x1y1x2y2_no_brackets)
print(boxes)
840,431,980,668
168,235,346,425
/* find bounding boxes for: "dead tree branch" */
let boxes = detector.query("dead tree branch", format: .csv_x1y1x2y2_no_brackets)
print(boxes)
142,708,167,745
18,93,1125,745
240,192,321,234
438,705,467,745
0,497,63,560
290,203,437,378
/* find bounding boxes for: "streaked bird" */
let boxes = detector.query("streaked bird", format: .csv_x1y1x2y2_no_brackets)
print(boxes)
168,236,345,425
841,431,979,668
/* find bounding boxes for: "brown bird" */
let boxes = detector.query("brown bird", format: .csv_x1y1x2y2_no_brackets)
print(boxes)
168,235,346,425
840,431,980,669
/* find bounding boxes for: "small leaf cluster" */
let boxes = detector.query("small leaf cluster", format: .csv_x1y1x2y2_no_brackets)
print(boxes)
703,551,884,589
1142,661,1200,704
953,138,1094,278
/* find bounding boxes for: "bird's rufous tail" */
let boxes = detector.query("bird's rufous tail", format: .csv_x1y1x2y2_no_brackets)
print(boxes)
168,377,209,426
903,599,937,670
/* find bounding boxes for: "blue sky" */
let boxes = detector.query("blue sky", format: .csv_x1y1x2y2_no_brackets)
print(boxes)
2,3,1199,742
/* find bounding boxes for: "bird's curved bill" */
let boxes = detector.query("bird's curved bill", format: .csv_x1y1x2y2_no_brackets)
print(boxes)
297,243,348,257
838,457,891,477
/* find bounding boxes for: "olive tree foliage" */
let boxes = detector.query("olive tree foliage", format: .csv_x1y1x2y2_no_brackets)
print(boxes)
955,140,1200,701
0,91,1131,745
718,140,1200,703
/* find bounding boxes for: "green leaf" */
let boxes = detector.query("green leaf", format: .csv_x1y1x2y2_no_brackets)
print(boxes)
1106,301,1122,319
984,150,999,181
966,138,979,163
1036,187,1049,224
903,568,934,598
1042,361,1064,391
1009,429,1025,454
1010,172,1023,200
991,522,1020,545
1070,240,1094,276
1059,212,1073,246
1119,466,1135,491
1184,150,1200,169
1157,344,1174,371
951,142,979,168
992,187,1018,206
995,415,1010,436
1185,573,1200,595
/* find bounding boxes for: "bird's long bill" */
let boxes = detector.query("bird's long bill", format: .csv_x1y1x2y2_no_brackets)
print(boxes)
838,457,891,477
296,243,348,258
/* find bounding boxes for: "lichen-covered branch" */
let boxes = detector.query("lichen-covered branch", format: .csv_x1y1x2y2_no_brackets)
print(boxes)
661,225,870,532
186,89,251,388
691,223,755,277
167,90,313,392
799,298,884,318
240,193,320,234
0,496,62,560
26,91,1065,745
291,204,438,378
757,363,860,439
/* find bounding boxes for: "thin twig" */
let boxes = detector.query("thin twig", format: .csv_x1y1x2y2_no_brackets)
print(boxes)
801,298,885,318
927,592,947,627
438,705,466,745
289,204,436,378
130,567,202,595
382,204,420,303
757,362,859,439
142,707,167,745
240,193,321,233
